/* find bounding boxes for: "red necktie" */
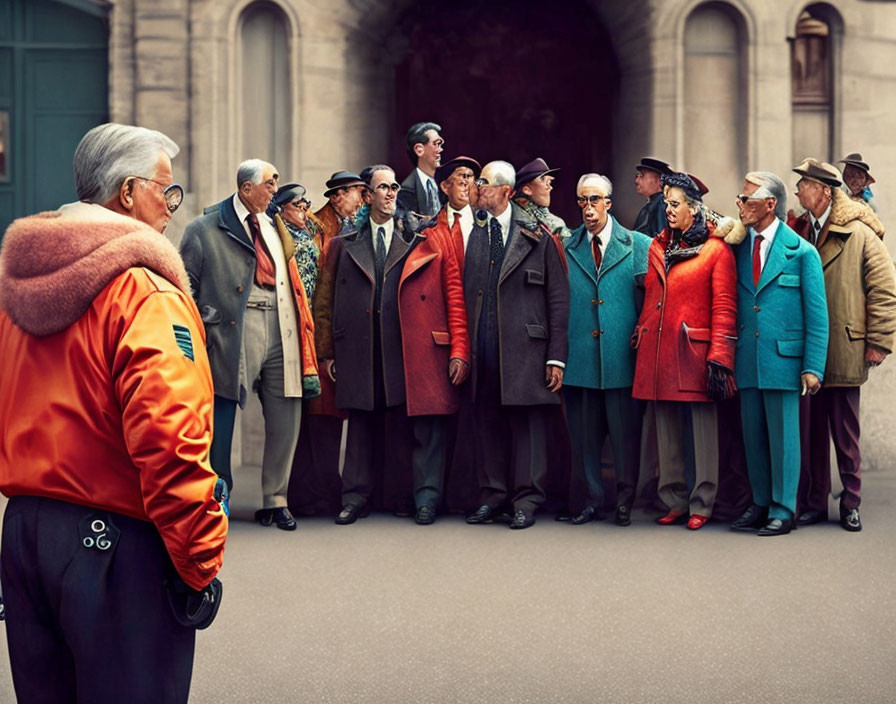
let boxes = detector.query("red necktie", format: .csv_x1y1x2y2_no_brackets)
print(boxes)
752,234,764,288
247,214,277,287
592,235,603,271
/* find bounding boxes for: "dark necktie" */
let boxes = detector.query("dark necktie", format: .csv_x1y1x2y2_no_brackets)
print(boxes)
375,226,387,274
247,213,276,287
592,235,603,272
489,217,504,262
426,179,439,215
812,219,821,245
752,234,764,288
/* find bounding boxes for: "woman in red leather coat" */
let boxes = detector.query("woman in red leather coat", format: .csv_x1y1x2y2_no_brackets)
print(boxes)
632,173,737,529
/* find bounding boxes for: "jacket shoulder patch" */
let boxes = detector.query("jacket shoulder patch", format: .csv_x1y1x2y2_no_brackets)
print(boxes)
173,324,194,361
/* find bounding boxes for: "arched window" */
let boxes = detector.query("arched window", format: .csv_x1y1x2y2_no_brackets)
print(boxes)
238,2,291,165
791,5,841,163
683,2,747,212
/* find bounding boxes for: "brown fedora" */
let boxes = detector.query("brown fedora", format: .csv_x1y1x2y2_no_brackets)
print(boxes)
839,153,875,184
793,158,842,188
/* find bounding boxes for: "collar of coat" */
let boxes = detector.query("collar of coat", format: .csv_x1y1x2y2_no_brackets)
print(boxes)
509,202,544,241
0,202,191,337
827,187,885,239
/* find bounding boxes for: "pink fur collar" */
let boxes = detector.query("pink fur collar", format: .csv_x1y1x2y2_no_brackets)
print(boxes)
0,204,191,336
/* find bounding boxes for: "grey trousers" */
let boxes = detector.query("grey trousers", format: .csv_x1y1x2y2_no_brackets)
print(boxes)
244,289,301,509
654,400,718,517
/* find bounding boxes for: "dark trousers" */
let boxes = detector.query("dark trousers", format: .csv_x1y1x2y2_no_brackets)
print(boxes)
288,409,344,515
210,394,237,490
412,414,448,510
1,496,195,704
341,405,412,510
564,386,641,513
472,397,550,514
713,396,753,521
798,386,862,513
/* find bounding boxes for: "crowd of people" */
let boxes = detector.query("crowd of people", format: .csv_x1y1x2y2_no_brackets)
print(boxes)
0,119,894,699
181,120,895,536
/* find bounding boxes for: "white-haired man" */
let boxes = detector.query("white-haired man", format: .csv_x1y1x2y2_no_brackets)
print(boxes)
181,160,318,531
0,123,227,701
463,160,570,529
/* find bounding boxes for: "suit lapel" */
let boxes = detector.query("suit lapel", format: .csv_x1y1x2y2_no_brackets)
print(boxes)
735,237,755,294
345,222,376,282
757,222,799,292
219,196,255,253
499,220,535,284
598,219,631,280
385,226,412,274
566,226,596,285
819,225,849,270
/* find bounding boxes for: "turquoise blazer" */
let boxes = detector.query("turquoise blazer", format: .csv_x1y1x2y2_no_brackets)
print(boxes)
733,220,829,390
563,218,651,389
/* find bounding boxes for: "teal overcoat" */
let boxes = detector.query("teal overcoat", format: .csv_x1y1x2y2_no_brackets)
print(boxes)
731,220,829,390
563,218,651,389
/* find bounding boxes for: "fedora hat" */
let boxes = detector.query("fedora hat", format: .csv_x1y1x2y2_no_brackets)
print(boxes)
839,153,875,184
323,170,365,197
515,158,560,189
635,156,673,176
435,156,482,187
793,158,842,188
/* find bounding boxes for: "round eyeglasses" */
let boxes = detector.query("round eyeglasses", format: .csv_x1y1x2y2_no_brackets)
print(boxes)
131,176,184,213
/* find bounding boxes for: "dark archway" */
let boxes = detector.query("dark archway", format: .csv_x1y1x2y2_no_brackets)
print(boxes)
389,0,619,224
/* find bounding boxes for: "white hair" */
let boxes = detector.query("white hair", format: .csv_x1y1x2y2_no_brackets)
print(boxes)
73,123,179,205
237,159,272,187
745,171,788,221
576,173,613,196
480,160,516,188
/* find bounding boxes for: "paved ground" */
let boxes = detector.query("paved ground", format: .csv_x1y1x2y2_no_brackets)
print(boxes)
3,469,893,703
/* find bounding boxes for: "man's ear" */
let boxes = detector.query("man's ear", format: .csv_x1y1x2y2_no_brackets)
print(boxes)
605,197,612,213
119,177,136,213
413,143,425,159
440,180,450,196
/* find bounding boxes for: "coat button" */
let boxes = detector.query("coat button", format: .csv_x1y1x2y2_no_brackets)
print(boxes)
230,320,237,326
592,330,599,337
365,308,371,314
656,302,661,309
236,285,244,293
591,299,597,305
599,329,604,335
599,299,604,305
421,294,426,301
754,305,760,312
755,331,759,338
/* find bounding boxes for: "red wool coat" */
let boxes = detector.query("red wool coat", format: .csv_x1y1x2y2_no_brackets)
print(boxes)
632,224,737,402
399,226,470,416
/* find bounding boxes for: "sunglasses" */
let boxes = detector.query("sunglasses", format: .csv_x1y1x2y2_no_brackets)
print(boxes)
735,193,771,204
576,195,608,207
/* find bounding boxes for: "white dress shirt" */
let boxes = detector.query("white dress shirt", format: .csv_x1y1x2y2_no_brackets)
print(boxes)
808,202,832,244
586,217,612,265
369,216,394,254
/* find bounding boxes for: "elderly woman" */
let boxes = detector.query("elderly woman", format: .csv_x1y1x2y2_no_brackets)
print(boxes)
631,172,737,529
269,182,322,302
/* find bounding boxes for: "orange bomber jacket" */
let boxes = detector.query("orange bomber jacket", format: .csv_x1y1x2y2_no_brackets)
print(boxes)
0,204,227,591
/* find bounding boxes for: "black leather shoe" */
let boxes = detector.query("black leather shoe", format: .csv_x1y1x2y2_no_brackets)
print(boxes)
466,504,495,524
509,509,535,530
255,507,297,531
731,504,769,532
415,505,436,525
615,505,632,526
841,508,862,532
797,509,826,526
757,517,794,536
335,503,364,525
570,506,597,525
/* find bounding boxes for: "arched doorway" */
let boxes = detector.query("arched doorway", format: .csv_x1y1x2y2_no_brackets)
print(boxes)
388,0,619,224
0,0,108,235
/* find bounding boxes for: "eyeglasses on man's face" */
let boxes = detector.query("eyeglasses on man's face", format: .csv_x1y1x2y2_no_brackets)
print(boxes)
736,193,771,205
576,194,608,208
374,182,401,193
131,176,184,213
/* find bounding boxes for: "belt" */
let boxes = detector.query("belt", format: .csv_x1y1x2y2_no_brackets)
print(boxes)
246,298,276,310
256,282,277,292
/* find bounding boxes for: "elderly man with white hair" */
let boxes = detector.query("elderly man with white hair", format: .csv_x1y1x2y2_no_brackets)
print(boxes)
0,123,227,701
181,159,318,531
560,173,651,527
727,170,829,536
463,160,569,529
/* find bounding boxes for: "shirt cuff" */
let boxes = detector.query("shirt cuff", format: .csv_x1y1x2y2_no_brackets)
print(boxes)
546,360,565,369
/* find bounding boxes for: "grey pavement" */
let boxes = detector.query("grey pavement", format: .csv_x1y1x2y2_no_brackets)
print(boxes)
4,471,894,703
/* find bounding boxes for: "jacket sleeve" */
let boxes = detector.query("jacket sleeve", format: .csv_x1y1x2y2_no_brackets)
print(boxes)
545,235,570,365
707,243,738,370
313,237,340,359
861,228,896,354
111,284,227,591
433,228,470,363
178,223,203,301
800,245,830,380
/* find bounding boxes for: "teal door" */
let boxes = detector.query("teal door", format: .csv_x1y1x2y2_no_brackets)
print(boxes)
0,0,108,237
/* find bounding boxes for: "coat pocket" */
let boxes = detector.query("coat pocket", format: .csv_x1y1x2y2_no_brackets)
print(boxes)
525,269,545,285
526,323,548,339
845,325,866,342
431,331,450,346
677,323,710,392
779,274,800,288
776,338,804,357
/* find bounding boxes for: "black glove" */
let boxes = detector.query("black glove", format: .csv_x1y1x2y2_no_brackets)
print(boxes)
706,360,736,402
165,576,223,630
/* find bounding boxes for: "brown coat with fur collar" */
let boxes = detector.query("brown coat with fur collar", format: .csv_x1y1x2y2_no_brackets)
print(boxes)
791,189,896,385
